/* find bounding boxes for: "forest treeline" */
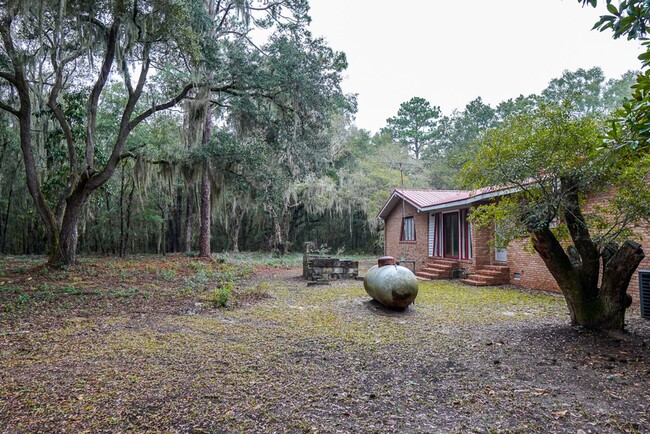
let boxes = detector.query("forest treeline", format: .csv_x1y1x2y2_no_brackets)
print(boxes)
0,1,638,260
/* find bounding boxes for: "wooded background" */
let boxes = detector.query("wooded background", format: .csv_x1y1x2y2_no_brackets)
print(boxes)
0,1,640,260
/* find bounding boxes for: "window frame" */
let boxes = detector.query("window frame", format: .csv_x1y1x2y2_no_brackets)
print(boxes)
400,216,416,242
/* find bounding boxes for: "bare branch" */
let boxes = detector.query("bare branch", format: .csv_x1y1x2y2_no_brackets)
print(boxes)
128,83,196,129
249,2,286,12
120,54,134,96
48,39,79,176
131,44,150,99
79,14,109,33
119,151,138,161
88,42,152,191
0,13,58,239
215,3,234,32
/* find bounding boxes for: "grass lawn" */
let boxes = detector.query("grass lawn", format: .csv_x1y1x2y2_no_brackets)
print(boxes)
1,254,649,433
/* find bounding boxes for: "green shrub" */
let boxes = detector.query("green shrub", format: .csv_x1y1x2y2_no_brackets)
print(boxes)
13,265,28,274
157,268,177,281
62,286,81,295
192,271,209,284
210,282,233,308
110,288,139,299
188,261,207,272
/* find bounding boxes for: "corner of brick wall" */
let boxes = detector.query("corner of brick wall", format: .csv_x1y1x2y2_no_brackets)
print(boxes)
383,200,429,272
506,238,561,293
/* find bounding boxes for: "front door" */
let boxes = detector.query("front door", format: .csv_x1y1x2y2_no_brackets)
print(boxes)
443,212,459,258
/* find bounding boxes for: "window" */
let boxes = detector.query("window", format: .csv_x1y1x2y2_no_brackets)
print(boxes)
401,216,416,242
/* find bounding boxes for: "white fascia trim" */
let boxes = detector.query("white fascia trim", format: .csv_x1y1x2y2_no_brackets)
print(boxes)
377,191,423,220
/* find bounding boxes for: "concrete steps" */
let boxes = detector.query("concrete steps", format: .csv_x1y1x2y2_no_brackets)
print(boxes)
461,265,510,287
415,259,456,280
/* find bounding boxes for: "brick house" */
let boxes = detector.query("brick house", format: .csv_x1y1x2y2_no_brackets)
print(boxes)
378,188,650,302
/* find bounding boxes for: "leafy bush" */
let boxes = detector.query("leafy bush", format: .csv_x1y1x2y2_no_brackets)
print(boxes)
210,282,233,308
157,268,177,281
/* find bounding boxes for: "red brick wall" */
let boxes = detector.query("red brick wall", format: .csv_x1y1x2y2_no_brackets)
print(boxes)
471,220,493,270
506,239,561,294
384,201,429,272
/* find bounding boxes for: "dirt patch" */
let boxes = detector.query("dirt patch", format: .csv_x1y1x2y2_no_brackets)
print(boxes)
1,255,649,433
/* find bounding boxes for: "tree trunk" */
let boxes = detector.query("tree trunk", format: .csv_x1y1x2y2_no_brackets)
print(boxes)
119,176,134,258
48,194,85,267
183,185,194,253
229,210,243,253
166,203,175,253
104,189,116,254
0,194,3,252
530,227,644,330
597,241,644,329
119,165,126,257
0,154,18,253
198,101,212,258
173,186,183,252
199,173,211,257
266,205,286,255
157,202,167,255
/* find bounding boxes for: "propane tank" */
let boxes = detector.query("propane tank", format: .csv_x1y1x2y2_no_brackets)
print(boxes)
364,256,418,310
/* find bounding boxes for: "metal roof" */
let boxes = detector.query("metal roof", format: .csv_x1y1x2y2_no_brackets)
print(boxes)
377,186,514,219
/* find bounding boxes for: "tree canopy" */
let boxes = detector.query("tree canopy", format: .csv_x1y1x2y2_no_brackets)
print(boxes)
385,97,440,160
0,0,348,264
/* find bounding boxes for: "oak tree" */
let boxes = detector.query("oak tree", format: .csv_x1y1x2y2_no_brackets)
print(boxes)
463,102,648,330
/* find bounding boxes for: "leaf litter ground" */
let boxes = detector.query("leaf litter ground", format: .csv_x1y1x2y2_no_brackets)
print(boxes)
0,255,649,433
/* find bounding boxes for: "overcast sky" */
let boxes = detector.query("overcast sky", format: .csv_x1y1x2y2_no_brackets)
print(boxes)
307,0,644,133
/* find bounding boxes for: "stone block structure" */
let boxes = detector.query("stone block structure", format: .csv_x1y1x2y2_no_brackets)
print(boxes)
303,242,359,283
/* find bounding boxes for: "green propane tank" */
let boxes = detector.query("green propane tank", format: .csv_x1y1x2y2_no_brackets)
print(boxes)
364,256,418,310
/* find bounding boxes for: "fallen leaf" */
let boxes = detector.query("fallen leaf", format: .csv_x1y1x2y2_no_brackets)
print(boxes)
552,410,568,418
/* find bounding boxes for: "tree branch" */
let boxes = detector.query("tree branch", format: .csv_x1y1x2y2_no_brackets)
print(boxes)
215,3,234,32
85,18,120,172
530,227,580,294
79,14,108,33
0,12,58,243
601,240,644,307
0,71,18,87
48,47,79,176
0,100,19,116
561,177,600,289
120,54,134,96
128,83,196,129
86,42,151,191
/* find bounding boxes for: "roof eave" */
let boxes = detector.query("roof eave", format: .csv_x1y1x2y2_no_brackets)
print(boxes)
419,186,519,212
377,190,425,220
